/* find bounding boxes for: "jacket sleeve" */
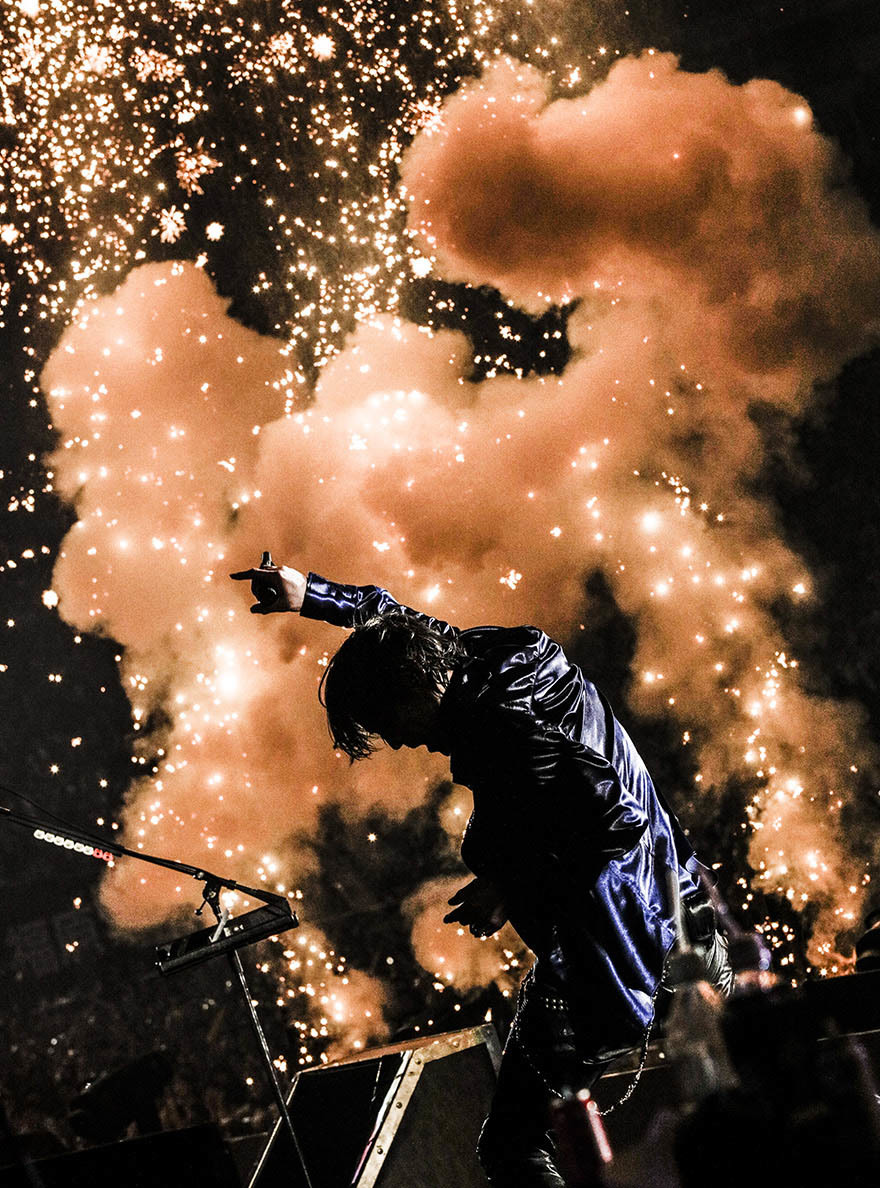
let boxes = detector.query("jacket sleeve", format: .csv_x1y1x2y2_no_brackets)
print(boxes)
301,572,460,640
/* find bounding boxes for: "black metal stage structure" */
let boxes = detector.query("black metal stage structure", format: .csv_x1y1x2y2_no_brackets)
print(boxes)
5,972,880,1187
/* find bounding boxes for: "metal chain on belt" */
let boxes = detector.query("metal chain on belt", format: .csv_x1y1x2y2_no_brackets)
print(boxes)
510,965,662,1116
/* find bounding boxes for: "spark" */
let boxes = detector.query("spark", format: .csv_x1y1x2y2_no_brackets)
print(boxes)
3,0,874,1071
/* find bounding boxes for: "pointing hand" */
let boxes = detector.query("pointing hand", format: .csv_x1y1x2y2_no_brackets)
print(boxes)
230,552,307,614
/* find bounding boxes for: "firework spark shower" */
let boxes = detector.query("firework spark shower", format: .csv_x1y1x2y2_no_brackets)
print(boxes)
39,36,880,996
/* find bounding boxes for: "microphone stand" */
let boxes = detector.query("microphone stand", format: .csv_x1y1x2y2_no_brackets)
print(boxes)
194,877,313,1188
0,803,313,1188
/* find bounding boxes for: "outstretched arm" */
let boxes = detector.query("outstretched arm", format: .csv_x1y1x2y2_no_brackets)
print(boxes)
230,559,459,638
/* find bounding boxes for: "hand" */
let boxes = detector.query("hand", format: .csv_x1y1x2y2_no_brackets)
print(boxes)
230,560,307,614
443,877,508,938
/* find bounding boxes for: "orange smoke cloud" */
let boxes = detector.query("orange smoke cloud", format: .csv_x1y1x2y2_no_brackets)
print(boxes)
403,52,880,381
280,923,389,1062
399,52,880,962
404,875,525,996
42,262,450,932
42,53,880,980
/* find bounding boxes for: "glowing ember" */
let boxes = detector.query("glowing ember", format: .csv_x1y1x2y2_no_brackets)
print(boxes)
3,2,878,1068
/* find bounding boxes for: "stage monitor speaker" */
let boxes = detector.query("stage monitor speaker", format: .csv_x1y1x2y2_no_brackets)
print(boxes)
248,1024,500,1188
0,1123,240,1187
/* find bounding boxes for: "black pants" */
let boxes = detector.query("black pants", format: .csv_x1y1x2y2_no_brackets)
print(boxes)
477,967,613,1187
478,1029,609,1186
477,928,733,1186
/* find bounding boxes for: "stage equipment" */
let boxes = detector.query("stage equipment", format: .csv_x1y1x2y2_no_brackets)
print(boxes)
69,1051,173,1143
0,800,307,1184
247,1024,501,1188
0,1123,239,1187
155,898,293,974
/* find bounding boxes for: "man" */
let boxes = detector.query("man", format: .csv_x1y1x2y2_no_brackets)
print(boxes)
231,559,731,1187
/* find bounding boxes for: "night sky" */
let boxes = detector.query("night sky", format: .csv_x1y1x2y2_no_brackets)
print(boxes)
2,0,880,1146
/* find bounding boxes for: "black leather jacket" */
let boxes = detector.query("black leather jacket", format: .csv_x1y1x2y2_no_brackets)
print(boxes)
302,572,703,1059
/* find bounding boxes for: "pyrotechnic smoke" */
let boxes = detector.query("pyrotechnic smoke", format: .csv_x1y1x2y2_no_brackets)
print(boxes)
43,50,880,998
399,51,880,962
42,262,449,928
404,875,525,996
278,923,389,1061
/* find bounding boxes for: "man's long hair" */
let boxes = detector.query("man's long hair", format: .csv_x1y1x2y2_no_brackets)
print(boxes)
319,612,464,761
